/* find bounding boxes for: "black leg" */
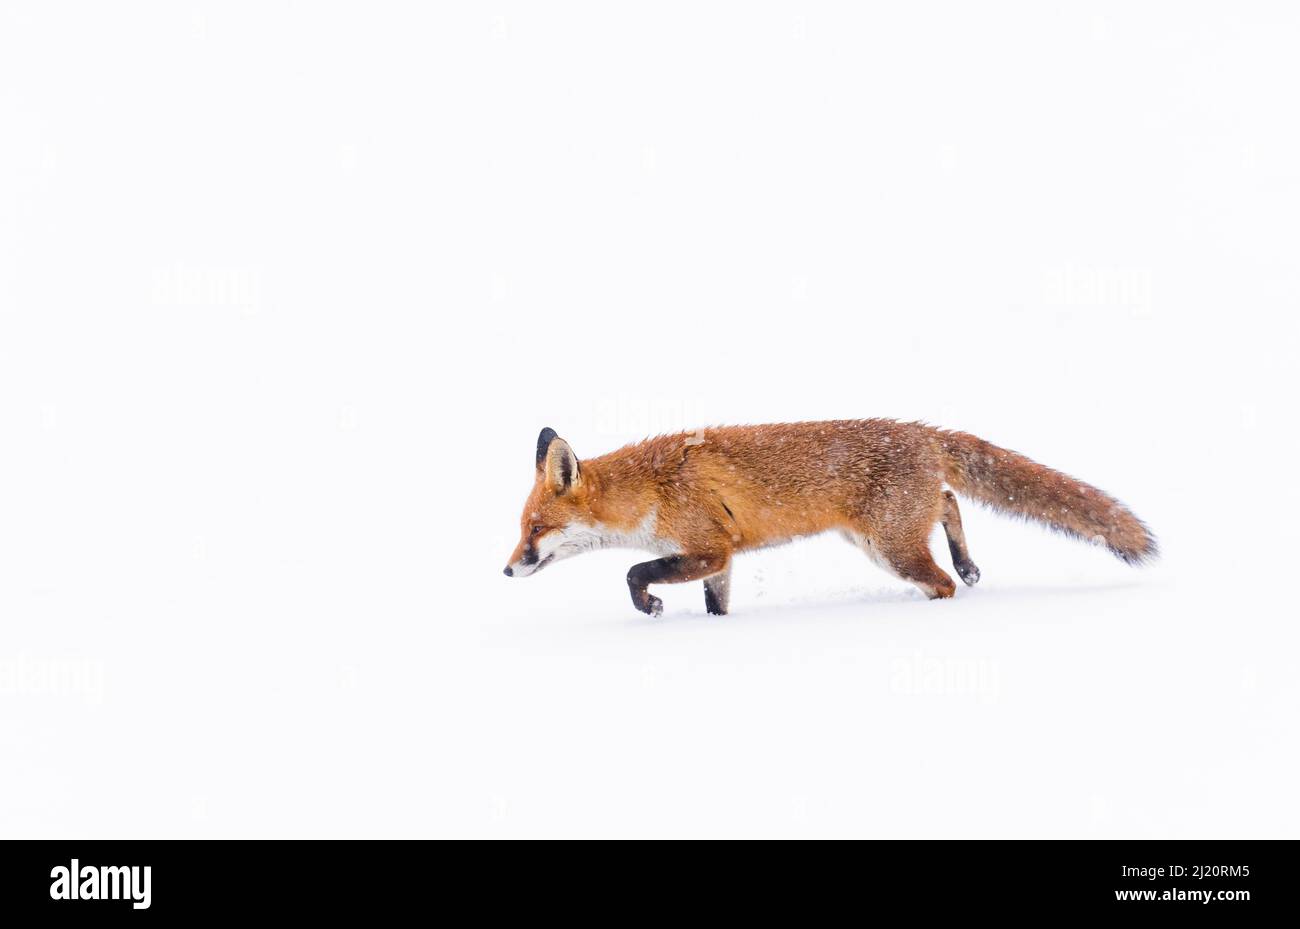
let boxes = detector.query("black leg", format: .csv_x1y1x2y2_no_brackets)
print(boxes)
703,567,731,615
627,553,729,616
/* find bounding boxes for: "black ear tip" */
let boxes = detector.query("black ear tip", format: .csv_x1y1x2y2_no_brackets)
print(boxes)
536,427,559,469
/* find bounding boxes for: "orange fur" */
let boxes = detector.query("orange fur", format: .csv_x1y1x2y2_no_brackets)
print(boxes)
505,421,1155,613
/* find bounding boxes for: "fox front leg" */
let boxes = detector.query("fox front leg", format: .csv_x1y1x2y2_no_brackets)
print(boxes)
703,565,731,615
627,553,730,617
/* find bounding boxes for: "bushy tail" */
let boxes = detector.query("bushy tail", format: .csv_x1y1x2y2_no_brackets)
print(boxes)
937,429,1157,565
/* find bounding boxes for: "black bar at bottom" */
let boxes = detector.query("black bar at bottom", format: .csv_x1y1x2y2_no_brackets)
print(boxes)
0,839,1291,918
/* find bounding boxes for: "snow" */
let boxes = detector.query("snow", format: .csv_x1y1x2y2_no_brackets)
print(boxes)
1,4,1297,838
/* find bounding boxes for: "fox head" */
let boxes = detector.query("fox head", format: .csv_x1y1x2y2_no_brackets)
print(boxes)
503,428,595,577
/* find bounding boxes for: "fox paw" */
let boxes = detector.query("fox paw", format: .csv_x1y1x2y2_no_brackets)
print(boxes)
956,562,981,586
631,590,663,616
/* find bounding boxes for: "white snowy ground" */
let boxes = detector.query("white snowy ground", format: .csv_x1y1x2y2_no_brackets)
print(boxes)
1,4,1297,837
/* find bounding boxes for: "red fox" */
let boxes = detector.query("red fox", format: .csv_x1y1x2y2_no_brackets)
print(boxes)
503,421,1156,616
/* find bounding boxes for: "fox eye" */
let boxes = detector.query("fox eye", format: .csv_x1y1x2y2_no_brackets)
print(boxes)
530,525,545,537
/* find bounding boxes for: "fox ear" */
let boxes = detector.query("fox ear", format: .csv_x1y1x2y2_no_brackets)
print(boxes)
543,437,581,493
536,427,558,471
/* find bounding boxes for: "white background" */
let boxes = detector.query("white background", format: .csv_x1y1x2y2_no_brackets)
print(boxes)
2,2,1297,837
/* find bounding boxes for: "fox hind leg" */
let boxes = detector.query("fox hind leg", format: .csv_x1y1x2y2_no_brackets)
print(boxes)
940,490,981,586
846,528,957,600
884,542,957,600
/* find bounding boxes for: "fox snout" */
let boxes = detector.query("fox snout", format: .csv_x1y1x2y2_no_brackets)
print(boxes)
503,550,530,577
504,538,550,578
503,552,549,578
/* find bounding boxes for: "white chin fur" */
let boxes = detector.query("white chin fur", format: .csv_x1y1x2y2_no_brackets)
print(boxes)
511,511,673,577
